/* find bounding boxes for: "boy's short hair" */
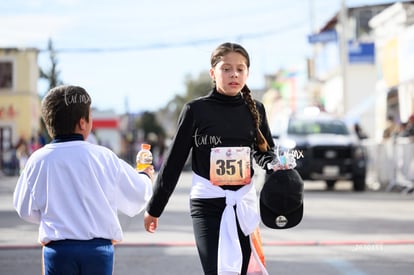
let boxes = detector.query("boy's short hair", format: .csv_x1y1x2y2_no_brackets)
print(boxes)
41,85,92,138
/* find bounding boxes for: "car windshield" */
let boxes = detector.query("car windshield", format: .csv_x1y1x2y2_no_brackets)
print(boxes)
287,119,349,135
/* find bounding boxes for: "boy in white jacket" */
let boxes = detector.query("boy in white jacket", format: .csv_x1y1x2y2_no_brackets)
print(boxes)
13,85,153,275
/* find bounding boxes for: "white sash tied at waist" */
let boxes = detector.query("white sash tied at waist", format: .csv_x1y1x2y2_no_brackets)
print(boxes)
190,173,261,274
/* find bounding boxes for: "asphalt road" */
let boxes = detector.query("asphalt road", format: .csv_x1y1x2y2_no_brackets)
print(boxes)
1,171,413,275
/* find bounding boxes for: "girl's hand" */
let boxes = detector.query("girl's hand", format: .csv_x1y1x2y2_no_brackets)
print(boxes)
144,211,158,233
267,154,297,171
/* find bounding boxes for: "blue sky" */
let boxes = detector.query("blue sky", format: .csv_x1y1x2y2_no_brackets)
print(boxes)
1,0,400,114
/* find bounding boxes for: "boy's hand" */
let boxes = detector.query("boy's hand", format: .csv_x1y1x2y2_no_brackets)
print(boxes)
141,165,155,181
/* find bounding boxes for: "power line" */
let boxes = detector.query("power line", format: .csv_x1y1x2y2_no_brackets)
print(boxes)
39,20,308,54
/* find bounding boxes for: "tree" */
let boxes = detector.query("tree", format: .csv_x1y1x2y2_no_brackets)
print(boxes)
138,111,165,141
136,111,167,168
166,71,213,123
154,71,213,138
39,38,64,92
38,38,64,142
184,71,212,100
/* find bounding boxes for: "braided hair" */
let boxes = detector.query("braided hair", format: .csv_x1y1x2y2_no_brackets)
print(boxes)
211,42,270,152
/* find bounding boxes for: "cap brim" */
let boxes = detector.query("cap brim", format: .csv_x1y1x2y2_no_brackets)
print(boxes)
260,200,303,229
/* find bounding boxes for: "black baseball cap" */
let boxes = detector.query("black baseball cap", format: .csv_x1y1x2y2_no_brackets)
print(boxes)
260,169,304,229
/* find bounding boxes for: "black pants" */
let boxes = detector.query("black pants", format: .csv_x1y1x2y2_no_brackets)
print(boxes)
191,198,251,275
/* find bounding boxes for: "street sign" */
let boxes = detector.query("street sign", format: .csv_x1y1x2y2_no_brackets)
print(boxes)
308,30,338,44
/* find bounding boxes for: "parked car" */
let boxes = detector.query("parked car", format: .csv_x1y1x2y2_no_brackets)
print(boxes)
273,112,367,191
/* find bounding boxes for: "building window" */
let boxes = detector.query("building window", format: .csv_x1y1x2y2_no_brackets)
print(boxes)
356,9,373,38
0,61,13,89
355,6,391,39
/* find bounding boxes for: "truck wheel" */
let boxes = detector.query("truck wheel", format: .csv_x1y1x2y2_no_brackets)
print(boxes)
353,178,366,192
326,180,336,190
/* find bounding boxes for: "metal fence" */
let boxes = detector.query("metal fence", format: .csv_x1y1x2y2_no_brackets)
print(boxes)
364,137,414,193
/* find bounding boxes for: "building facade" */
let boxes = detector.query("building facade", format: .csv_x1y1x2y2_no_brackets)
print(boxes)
0,48,41,172
369,2,414,139
307,2,414,141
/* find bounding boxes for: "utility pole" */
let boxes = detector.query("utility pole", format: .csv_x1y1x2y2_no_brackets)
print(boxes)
309,0,315,32
308,0,317,106
339,0,348,115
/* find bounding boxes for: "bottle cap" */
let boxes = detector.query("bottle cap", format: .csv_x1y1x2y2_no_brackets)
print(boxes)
141,143,151,150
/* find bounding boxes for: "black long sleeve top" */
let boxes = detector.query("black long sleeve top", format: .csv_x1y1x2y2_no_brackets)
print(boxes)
147,89,275,217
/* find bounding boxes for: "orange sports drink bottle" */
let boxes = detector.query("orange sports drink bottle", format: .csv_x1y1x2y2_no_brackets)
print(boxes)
136,143,153,171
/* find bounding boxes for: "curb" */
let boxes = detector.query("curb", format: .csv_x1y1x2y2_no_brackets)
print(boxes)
2,239,414,250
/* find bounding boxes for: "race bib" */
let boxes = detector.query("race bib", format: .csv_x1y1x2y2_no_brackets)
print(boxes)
210,147,251,186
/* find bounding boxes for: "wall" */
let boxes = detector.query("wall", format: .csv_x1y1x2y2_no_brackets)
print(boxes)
0,48,40,147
